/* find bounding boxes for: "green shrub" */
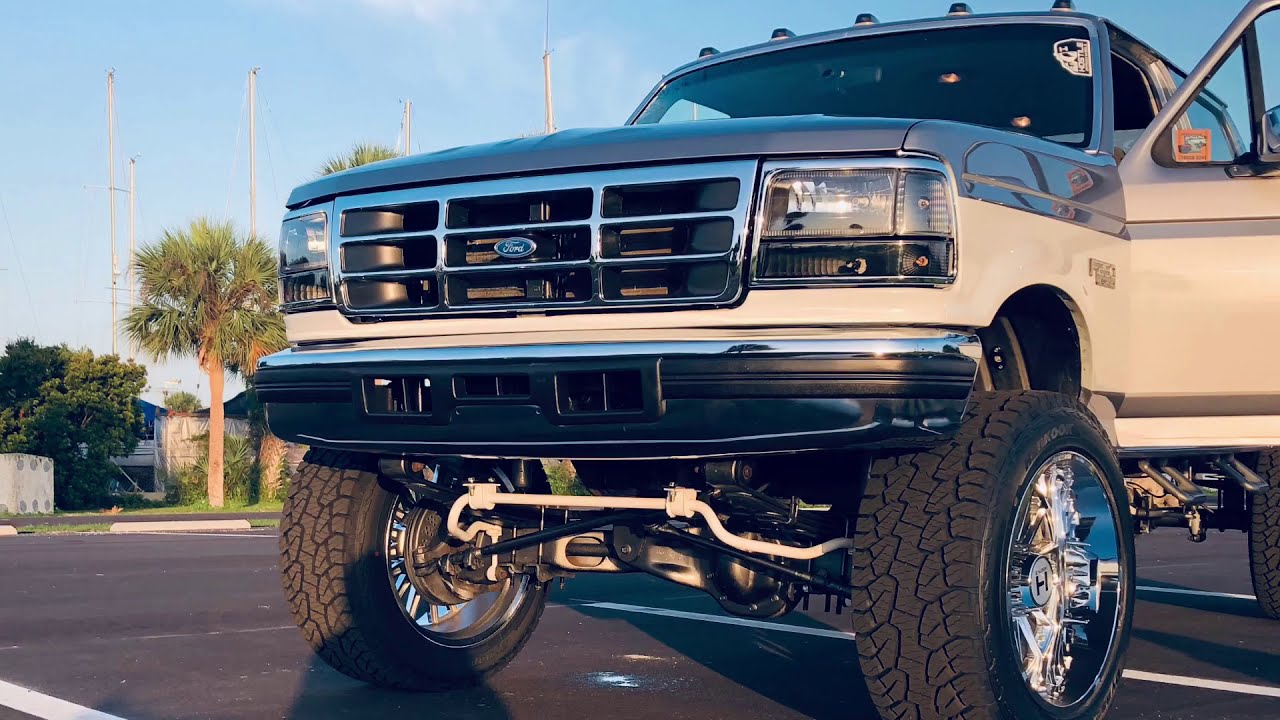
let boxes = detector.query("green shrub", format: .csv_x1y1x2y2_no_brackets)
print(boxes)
545,461,588,496
168,433,261,506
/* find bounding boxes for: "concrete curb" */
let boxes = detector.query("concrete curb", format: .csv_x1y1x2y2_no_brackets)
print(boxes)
109,519,253,533
0,525,16,537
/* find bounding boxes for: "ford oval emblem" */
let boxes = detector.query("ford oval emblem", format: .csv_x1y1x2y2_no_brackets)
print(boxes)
495,237,537,259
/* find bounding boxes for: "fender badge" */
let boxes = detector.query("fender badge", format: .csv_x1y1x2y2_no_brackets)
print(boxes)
1089,258,1116,289
494,237,538,259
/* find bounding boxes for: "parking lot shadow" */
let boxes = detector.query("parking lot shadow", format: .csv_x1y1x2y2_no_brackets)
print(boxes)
1133,626,1280,687
280,655,513,720
570,600,875,719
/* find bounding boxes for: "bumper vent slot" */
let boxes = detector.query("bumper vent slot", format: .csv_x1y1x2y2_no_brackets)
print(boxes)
363,377,432,415
455,374,531,399
556,370,643,415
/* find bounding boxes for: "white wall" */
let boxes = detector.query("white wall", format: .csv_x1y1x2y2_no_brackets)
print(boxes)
0,454,55,514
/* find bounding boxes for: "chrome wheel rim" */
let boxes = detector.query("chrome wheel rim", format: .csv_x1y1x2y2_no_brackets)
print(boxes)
1006,451,1124,707
384,498,529,647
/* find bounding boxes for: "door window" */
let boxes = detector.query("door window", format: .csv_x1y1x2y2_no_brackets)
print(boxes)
1257,10,1280,154
1163,46,1249,164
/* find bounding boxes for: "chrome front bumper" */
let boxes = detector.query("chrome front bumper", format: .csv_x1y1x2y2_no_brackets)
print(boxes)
256,331,980,460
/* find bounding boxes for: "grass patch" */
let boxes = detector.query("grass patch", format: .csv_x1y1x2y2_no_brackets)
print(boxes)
248,518,280,529
20,523,113,534
0,499,284,520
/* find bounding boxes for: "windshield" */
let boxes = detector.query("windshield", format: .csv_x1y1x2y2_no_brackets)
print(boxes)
633,24,1096,147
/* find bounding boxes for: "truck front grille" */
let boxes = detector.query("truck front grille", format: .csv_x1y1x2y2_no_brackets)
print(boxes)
330,161,755,319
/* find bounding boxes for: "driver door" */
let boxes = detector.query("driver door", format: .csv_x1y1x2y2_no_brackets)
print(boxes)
1118,0,1280,445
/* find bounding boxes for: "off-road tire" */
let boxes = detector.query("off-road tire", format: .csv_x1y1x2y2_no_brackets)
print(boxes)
1250,450,1280,619
279,448,548,690
852,391,1135,720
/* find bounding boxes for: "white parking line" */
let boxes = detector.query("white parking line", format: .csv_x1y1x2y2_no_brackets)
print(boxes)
132,625,296,641
584,601,1280,699
0,678,127,720
1123,670,1280,698
130,532,278,539
1137,585,1257,601
583,601,858,639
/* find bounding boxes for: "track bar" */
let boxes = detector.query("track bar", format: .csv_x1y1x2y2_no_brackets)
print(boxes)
447,484,855,561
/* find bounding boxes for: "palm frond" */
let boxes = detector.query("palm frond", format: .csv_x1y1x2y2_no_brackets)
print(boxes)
317,142,400,177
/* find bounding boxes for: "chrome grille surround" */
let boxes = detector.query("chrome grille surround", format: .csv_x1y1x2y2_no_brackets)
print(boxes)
327,161,758,319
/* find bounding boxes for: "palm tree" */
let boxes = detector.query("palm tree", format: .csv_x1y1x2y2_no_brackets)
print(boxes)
165,390,201,414
123,218,284,507
317,142,400,176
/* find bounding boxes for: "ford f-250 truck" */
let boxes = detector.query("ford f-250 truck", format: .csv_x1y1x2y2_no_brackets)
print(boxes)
258,2,1280,718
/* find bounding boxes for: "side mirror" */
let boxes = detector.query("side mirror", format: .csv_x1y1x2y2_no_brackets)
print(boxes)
1266,105,1280,155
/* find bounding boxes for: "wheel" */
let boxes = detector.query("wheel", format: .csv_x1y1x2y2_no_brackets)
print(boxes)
853,391,1135,720
1250,450,1280,619
279,449,548,690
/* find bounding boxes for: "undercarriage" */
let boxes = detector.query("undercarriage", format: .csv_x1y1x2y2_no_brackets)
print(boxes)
1120,450,1270,541
380,455,861,620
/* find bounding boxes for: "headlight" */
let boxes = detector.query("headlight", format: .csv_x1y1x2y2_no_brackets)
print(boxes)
753,167,955,285
279,212,333,309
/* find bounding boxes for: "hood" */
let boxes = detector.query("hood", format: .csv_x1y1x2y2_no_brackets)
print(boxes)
287,116,918,209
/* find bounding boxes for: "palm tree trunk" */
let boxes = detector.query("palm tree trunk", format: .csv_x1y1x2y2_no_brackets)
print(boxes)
258,433,287,500
206,358,226,508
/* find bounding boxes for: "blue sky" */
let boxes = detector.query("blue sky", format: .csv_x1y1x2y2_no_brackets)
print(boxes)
0,0,1253,403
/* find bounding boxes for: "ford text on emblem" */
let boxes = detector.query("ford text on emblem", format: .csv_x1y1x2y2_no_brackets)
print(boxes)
494,237,537,259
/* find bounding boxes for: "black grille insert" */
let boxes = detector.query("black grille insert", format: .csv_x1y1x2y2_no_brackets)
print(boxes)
346,278,439,310
445,269,591,307
445,227,590,266
600,218,734,259
342,202,439,236
601,178,739,218
342,237,437,273
447,189,592,229
600,263,730,301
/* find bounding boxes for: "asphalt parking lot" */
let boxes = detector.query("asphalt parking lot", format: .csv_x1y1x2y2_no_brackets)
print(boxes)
0,529,1277,720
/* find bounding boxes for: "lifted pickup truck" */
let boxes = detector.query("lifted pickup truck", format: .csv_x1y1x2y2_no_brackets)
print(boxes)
259,2,1280,718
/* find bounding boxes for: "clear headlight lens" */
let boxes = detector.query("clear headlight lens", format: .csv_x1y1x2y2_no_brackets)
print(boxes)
278,212,333,308
755,168,955,285
765,170,897,237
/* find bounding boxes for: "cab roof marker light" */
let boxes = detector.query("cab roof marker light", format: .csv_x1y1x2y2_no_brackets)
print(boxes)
698,46,719,58
1051,0,1076,10
770,28,795,41
854,13,879,26
947,3,973,16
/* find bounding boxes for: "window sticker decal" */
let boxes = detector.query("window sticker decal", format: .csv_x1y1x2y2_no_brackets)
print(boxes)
1053,39,1093,77
1175,129,1212,162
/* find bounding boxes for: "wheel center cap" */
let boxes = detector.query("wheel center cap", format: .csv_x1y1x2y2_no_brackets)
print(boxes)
1028,555,1054,607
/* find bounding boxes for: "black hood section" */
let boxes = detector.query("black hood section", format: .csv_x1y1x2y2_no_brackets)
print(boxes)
287,116,918,209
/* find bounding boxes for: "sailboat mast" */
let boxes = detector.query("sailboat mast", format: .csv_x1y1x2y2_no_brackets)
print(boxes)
403,100,412,156
107,69,118,356
248,67,259,240
128,155,137,361
542,1,555,134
